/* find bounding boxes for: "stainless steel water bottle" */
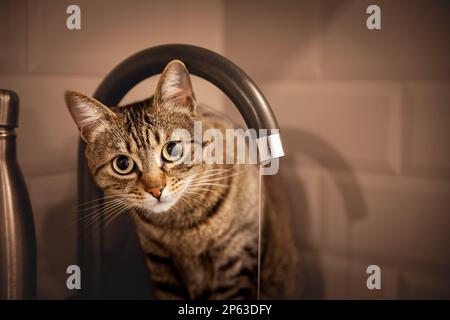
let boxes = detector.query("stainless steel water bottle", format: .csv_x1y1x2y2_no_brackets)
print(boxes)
0,89,36,299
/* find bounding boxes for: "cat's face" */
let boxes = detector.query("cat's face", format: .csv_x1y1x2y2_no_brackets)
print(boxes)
66,60,204,214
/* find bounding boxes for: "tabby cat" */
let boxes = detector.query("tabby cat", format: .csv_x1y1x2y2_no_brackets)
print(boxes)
65,60,298,299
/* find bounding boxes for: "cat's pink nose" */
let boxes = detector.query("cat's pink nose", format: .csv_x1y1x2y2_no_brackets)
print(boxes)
146,186,164,200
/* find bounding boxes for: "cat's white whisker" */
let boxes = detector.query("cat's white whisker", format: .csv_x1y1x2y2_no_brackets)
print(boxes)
84,200,134,233
77,197,128,213
186,168,231,178
76,201,128,225
81,203,127,230
79,197,134,226
76,195,140,219
189,182,229,188
187,191,224,200
190,172,243,184
186,188,225,199
77,194,125,208
187,168,233,180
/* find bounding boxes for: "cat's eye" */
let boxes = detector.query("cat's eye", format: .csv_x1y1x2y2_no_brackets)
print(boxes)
112,155,134,175
162,142,183,162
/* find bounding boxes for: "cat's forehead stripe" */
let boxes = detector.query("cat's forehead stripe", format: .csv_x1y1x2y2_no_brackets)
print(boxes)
119,104,154,149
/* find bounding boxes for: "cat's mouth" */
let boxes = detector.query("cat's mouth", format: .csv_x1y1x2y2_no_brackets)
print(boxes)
143,191,179,214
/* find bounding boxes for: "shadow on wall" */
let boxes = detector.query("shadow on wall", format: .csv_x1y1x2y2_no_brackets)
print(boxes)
284,128,367,222
282,128,367,299
39,199,77,299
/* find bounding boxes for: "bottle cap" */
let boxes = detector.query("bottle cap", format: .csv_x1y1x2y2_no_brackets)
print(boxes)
0,89,19,128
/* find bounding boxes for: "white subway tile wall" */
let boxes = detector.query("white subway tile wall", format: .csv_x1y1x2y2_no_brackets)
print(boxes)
321,0,450,80
224,0,321,81
404,82,450,179
27,0,224,75
0,0,449,299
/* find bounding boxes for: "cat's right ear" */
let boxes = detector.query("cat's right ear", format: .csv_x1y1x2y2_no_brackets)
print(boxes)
65,91,116,143
153,60,196,112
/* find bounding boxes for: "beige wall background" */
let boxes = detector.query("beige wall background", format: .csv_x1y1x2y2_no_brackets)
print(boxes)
0,0,449,299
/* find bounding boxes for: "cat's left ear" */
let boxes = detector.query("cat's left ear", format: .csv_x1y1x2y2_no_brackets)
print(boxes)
153,60,196,112
65,91,117,143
